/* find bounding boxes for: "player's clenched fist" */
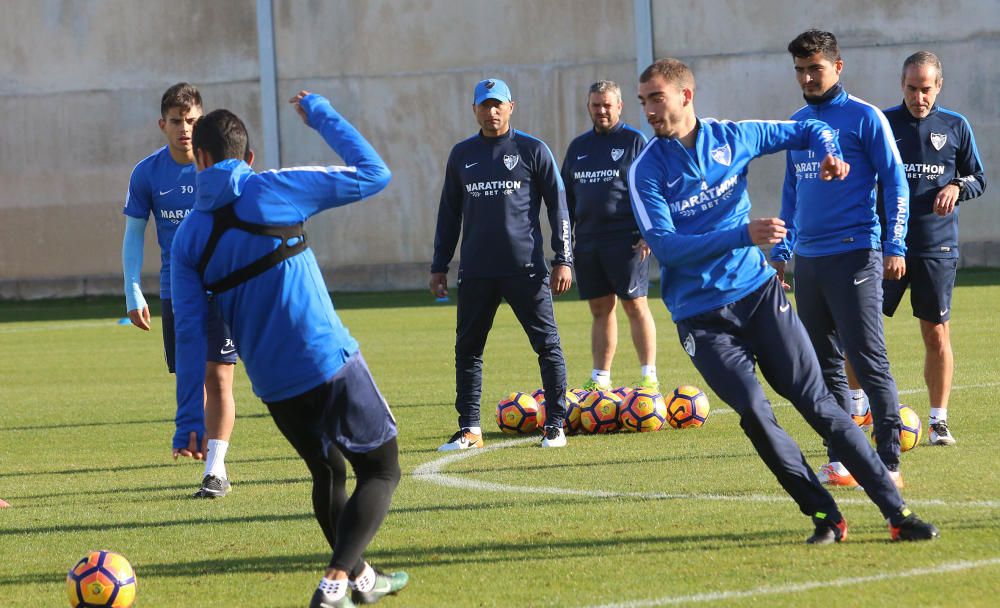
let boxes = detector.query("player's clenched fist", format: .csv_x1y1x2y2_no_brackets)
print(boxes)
748,218,787,246
819,153,851,181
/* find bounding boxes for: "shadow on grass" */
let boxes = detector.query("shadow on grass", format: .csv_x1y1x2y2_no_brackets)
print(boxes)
0,412,271,433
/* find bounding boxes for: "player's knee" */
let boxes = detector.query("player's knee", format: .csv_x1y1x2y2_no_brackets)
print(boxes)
620,297,648,318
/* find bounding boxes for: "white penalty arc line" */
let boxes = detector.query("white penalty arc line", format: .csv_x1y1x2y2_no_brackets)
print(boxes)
412,437,1000,510
582,557,1000,607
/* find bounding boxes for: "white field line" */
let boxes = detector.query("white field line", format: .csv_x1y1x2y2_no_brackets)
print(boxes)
412,437,1000,509
583,557,1000,607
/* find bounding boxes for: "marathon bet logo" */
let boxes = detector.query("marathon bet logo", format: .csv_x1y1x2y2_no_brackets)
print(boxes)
930,132,947,150
611,148,625,161
710,144,732,166
160,208,191,225
503,154,519,170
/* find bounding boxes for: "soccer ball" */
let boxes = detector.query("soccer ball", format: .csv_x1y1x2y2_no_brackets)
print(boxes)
578,390,622,434
570,387,591,401
537,390,582,434
665,385,710,429
611,386,633,401
872,404,922,452
66,550,137,608
530,388,546,404
619,389,667,432
495,392,539,434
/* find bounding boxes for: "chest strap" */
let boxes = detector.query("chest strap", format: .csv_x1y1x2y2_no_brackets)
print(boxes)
197,204,307,295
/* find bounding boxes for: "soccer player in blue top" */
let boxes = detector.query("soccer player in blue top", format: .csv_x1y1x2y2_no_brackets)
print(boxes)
170,91,406,607
878,51,987,445
121,83,238,498
630,58,937,543
561,80,657,392
770,30,910,489
431,78,574,449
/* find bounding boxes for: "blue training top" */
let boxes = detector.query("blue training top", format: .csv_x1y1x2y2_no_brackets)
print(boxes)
771,86,910,261
169,94,391,449
561,122,647,244
123,147,198,299
431,128,572,278
629,117,842,322
881,103,987,258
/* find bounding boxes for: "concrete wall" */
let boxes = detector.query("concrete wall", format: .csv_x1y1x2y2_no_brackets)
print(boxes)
1,0,997,299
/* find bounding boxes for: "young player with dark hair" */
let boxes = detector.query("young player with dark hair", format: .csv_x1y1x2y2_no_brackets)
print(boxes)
170,91,405,607
431,78,574,450
121,82,238,498
630,58,937,543
561,80,657,392
770,30,910,489
877,51,987,445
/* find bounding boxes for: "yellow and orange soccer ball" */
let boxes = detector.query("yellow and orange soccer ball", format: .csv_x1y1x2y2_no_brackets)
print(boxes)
665,385,711,429
871,404,922,452
535,390,583,434
496,392,540,434
619,389,667,432
66,550,136,608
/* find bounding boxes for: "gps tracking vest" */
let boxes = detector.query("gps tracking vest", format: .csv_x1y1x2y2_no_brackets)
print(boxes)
196,204,307,294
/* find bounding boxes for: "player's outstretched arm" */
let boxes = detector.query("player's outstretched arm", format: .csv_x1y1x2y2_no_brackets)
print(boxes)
273,91,391,219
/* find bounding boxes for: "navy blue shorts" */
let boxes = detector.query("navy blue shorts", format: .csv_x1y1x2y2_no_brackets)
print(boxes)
882,257,957,323
574,234,649,300
266,351,398,454
161,297,238,374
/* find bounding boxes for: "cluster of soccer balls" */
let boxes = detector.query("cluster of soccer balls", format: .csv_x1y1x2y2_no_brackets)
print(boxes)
66,550,136,608
496,385,711,435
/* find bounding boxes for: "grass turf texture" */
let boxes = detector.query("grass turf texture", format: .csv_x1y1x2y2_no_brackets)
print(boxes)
1,271,998,607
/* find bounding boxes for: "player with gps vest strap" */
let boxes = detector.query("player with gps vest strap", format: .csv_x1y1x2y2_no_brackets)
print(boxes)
170,91,406,608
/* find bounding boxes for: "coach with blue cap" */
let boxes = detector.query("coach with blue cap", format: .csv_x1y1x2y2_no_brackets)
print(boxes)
431,77,574,449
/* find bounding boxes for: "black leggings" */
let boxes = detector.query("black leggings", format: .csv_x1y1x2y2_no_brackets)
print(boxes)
266,396,401,573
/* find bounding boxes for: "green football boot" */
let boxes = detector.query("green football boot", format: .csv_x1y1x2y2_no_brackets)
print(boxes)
351,569,409,604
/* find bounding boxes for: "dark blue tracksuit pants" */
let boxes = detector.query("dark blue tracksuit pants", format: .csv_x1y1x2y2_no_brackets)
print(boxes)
454,274,567,429
675,277,904,520
794,249,902,470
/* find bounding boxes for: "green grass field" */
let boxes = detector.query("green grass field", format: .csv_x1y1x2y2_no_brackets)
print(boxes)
2,272,999,607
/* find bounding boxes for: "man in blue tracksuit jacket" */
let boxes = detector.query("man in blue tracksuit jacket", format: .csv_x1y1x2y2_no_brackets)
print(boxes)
430,78,574,450
171,92,407,607
770,30,909,489
561,80,658,392
630,58,937,543
880,51,987,446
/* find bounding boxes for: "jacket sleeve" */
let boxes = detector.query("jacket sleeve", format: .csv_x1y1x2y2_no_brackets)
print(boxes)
537,142,573,267
560,142,577,228
122,215,148,312
737,118,841,160
866,109,909,257
629,150,752,269
263,94,391,220
169,220,209,450
955,116,987,201
431,149,463,274
770,151,799,262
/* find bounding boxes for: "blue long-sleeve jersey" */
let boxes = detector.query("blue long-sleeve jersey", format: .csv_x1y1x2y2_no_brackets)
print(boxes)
629,117,842,321
881,103,987,258
123,147,198,299
431,128,572,278
170,94,391,449
771,86,910,260
561,122,647,241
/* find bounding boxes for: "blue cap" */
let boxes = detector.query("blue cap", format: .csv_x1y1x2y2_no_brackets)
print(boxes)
473,78,512,105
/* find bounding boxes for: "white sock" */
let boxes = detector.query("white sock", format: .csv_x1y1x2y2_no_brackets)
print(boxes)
850,388,865,400
465,426,482,436
640,365,657,380
318,577,347,599
829,461,848,474
204,439,229,479
349,564,376,592
592,369,611,385
929,408,946,423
